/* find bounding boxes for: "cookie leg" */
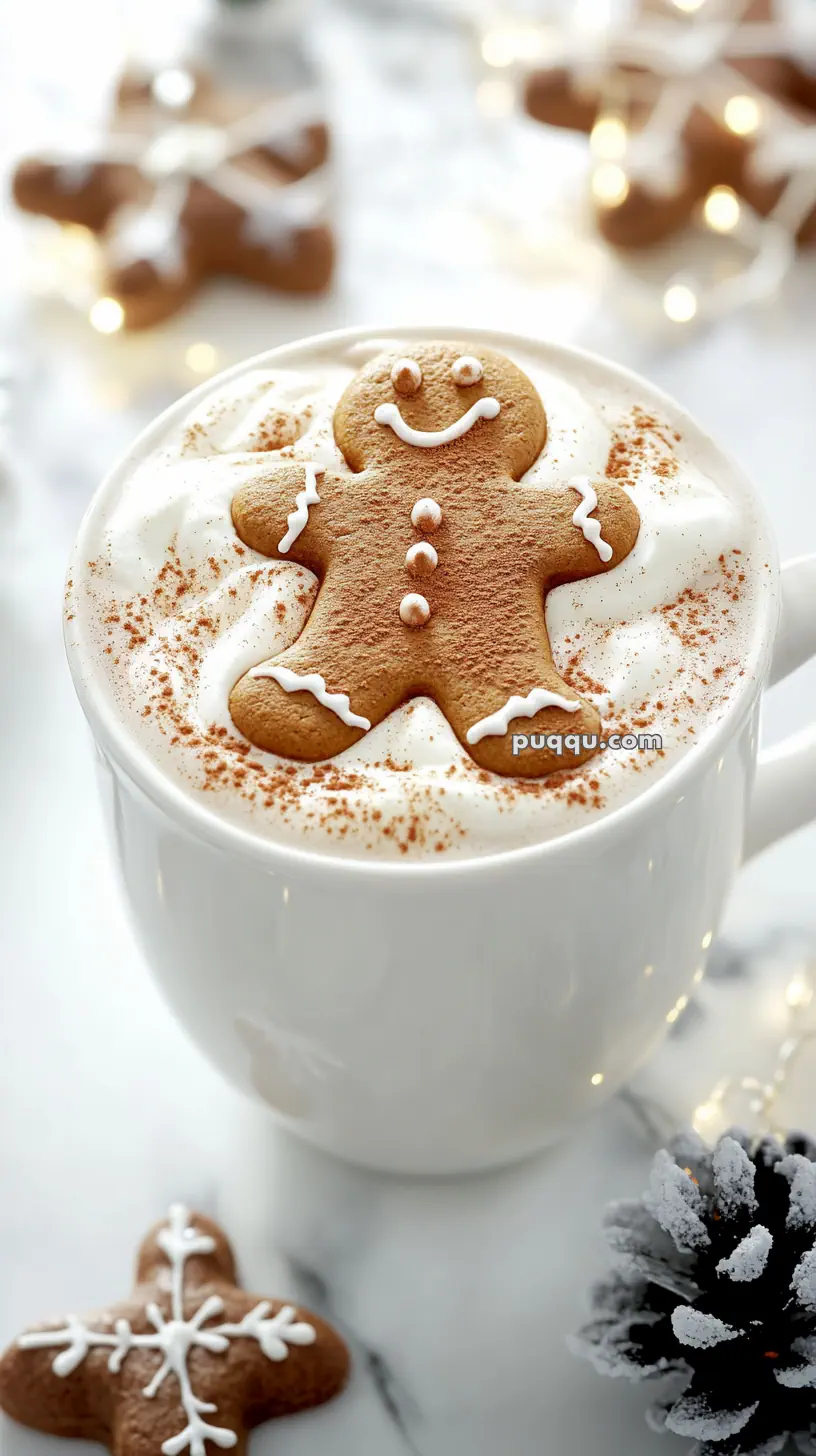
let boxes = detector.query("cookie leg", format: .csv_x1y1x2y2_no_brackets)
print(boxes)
233,221,335,296
524,68,599,133
435,665,602,780
101,200,200,330
229,636,403,762
184,178,334,296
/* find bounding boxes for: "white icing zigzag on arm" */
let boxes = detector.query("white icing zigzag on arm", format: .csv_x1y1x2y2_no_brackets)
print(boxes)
250,664,371,732
373,397,500,448
570,475,613,563
467,689,581,745
277,463,325,553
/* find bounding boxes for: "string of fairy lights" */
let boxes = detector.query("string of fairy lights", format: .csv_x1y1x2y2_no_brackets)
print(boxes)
691,955,816,1141
477,0,816,325
547,928,816,1137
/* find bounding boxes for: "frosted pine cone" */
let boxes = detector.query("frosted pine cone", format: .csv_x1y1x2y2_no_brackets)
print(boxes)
571,1129,816,1455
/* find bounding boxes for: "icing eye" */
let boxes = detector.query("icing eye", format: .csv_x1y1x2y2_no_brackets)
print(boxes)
391,358,423,397
451,356,483,387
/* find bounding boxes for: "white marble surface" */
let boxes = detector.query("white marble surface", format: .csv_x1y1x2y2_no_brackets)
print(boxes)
2,1,816,1453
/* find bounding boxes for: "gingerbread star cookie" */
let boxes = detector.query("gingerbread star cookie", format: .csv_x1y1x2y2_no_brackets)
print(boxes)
525,0,816,250
13,64,333,329
227,341,640,778
0,1205,349,1456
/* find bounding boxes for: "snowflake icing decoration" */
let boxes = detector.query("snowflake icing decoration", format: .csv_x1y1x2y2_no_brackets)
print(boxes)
17,1205,316,1456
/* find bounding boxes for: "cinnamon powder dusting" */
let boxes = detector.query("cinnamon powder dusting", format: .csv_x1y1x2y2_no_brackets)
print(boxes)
76,387,758,858
606,406,680,492
87,539,475,855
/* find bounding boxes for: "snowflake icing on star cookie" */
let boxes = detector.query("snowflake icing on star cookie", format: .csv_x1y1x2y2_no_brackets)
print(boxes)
0,1205,349,1456
13,64,334,329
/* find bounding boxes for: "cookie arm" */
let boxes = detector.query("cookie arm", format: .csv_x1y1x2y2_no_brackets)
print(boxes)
0,1322,110,1441
238,1302,350,1423
13,158,128,233
525,478,640,583
587,479,640,572
231,464,337,575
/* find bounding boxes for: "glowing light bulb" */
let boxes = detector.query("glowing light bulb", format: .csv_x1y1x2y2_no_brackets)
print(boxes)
477,78,515,118
89,297,125,334
724,94,761,136
786,973,813,1009
62,222,95,249
152,68,196,110
482,30,511,66
693,967,704,984
185,342,218,375
590,115,628,160
673,0,706,9
701,930,713,950
693,1099,717,1126
663,282,698,322
592,163,630,207
590,1072,605,1086
704,185,741,232
666,993,690,1024
644,964,654,978
481,27,545,66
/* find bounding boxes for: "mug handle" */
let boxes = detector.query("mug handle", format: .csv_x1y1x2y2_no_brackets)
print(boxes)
745,554,816,859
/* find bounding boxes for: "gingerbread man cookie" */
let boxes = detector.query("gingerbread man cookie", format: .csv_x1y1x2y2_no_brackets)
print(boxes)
228,342,640,778
0,1204,349,1456
13,65,333,329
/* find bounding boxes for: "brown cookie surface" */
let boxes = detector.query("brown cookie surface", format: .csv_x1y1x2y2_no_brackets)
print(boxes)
228,341,640,778
0,1205,349,1456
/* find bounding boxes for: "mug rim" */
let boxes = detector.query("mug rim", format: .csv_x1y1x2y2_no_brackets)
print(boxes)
65,322,780,880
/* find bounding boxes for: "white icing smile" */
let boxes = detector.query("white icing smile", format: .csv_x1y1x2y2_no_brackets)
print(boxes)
374,397,501,448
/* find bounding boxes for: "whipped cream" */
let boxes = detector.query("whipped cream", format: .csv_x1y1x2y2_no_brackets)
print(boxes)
66,331,768,860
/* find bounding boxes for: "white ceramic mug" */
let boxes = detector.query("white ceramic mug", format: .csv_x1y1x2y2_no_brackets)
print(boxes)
65,327,816,1175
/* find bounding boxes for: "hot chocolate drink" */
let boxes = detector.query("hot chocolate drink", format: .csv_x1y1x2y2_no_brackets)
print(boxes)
65,329,766,860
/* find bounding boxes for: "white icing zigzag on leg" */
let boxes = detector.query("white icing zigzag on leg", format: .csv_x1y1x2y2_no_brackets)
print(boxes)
249,664,371,732
467,688,581,745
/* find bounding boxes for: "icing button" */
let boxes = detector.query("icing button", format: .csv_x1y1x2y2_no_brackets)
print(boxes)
391,358,422,396
452,355,484,386
399,593,431,628
405,542,438,577
410,498,442,533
